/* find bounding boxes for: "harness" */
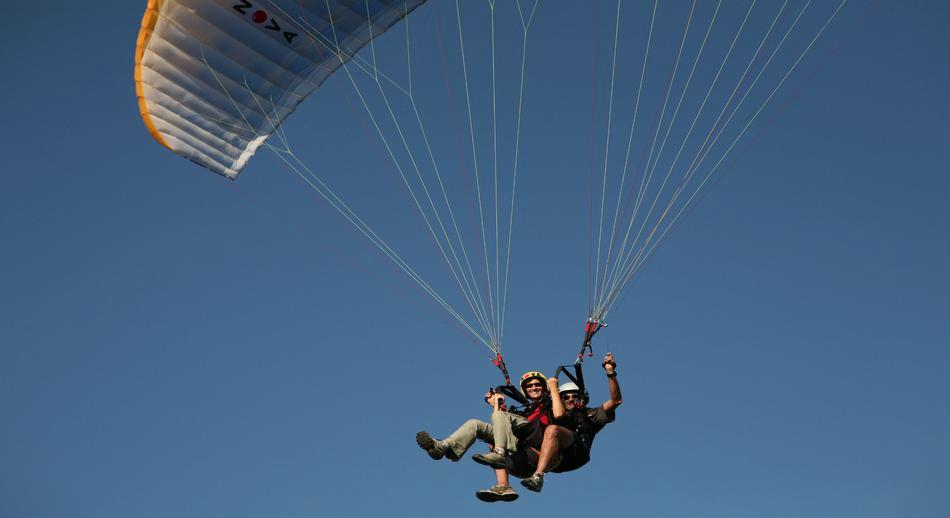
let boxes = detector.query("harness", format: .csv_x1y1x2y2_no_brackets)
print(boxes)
564,408,596,448
489,317,606,409
484,317,608,474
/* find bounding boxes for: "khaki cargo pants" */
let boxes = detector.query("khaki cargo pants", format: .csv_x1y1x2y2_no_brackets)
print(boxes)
443,410,533,460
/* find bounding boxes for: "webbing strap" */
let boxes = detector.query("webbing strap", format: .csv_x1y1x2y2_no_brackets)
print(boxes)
492,353,512,386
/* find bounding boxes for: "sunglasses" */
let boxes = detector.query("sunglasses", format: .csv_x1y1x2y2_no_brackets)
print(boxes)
524,382,544,389
562,394,582,402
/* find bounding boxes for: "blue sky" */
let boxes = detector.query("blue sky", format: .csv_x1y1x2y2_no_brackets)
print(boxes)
1,1,949,517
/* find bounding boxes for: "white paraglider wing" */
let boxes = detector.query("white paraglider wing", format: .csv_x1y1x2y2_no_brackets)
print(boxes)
135,0,426,178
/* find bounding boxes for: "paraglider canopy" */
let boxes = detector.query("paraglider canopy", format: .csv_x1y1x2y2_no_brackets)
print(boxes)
135,0,427,178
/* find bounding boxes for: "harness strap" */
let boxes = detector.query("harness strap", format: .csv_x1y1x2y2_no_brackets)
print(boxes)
491,352,512,386
552,317,608,399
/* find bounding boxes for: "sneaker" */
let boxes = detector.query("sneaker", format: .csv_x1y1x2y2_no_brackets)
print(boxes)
471,449,508,469
416,431,446,460
520,472,544,493
475,485,519,503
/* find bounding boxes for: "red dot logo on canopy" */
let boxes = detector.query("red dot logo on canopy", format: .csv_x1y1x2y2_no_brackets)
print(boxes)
252,10,268,23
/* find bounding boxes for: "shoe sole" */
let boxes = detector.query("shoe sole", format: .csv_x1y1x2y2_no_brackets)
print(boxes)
475,491,501,503
475,490,519,503
471,454,508,470
415,431,444,460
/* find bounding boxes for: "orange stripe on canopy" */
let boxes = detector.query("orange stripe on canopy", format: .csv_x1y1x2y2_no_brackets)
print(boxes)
134,0,170,150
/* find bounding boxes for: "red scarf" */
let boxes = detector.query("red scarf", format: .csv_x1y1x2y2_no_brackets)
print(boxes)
525,400,551,426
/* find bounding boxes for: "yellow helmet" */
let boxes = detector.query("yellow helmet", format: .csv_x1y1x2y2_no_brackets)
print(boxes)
519,371,547,396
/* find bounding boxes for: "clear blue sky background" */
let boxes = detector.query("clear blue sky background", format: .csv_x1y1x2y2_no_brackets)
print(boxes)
2,1,949,517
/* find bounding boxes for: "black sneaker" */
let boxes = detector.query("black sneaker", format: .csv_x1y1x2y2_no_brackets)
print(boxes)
520,472,544,493
475,485,519,503
415,431,446,460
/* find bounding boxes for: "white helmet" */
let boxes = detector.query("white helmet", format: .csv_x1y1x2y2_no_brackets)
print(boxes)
558,381,588,405
558,381,581,394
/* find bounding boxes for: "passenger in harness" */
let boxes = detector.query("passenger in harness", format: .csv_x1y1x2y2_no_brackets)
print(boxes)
518,352,623,493
415,371,553,502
